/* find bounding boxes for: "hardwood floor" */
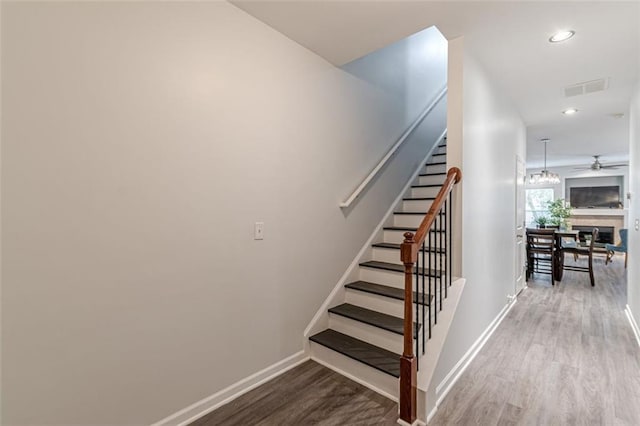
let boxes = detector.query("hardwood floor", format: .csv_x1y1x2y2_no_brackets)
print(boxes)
190,360,397,426
431,255,640,425
192,255,639,425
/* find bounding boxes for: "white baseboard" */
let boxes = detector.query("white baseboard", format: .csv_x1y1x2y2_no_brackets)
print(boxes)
152,351,309,426
397,418,425,426
426,297,518,423
625,304,640,348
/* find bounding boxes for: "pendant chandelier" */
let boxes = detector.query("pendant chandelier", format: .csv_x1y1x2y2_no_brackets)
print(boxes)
529,138,560,184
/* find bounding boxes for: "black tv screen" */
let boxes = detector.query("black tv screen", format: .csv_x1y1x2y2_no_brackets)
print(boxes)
570,186,621,208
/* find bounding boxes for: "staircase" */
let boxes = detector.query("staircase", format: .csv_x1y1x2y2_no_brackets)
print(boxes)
308,139,460,422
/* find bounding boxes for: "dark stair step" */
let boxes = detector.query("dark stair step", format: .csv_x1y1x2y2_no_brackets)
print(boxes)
419,172,446,177
328,303,420,337
360,260,442,277
412,184,444,188
393,211,445,216
425,161,446,166
309,329,400,377
345,281,433,306
372,242,445,254
432,153,446,157
383,226,446,233
403,197,436,201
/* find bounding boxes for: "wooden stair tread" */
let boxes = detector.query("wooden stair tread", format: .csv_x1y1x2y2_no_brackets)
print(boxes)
329,303,420,336
403,197,436,201
371,242,445,254
412,184,444,188
419,172,446,177
383,226,446,233
425,161,446,166
360,260,443,277
309,329,400,378
345,281,433,305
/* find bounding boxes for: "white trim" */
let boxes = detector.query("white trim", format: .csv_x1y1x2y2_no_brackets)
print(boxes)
397,418,425,426
310,356,398,402
625,304,640,348
426,297,517,422
340,86,447,208
151,351,309,426
304,130,448,339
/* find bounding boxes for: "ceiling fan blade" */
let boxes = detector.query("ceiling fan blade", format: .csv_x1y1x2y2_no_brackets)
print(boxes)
600,165,622,169
602,163,627,168
572,166,592,170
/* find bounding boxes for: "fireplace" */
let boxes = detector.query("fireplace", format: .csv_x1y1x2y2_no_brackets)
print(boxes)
572,225,614,244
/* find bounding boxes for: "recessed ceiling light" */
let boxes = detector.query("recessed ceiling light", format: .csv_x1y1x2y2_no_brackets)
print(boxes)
563,108,579,115
549,30,575,43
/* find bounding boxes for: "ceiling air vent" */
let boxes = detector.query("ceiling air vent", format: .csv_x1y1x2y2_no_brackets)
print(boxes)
564,78,609,97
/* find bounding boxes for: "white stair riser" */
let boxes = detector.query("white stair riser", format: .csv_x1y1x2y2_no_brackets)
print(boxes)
411,186,441,198
435,146,447,155
359,267,405,288
403,199,436,211
423,163,446,174
418,175,446,186
372,247,446,265
329,314,404,354
383,229,449,247
393,214,445,228
345,289,429,320
310,342,399,399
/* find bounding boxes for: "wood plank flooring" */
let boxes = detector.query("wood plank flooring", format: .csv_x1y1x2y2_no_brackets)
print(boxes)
431,255,640,425
190,360,397,426
191,255,639,425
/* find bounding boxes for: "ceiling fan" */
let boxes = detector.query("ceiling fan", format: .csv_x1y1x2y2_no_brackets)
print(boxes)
573,155,626,171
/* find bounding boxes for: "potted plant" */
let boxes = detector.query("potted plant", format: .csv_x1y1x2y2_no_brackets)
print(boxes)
534,215,549,228
547,199,572,229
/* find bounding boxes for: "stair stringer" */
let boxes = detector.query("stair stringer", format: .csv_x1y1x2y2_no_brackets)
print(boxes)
303,129,447,348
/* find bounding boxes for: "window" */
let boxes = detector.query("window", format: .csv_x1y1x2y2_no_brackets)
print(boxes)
526,188,554,226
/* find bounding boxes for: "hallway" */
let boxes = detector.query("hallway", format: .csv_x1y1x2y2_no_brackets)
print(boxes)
431,255,640,425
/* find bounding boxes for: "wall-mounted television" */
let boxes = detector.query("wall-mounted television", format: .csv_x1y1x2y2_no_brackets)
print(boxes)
570,186,621,208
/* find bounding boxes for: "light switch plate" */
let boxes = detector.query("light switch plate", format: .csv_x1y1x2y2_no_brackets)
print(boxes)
635,219,639,231
254,222,264,240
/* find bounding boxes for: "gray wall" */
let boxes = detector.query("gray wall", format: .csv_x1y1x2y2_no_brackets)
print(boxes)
0,2,447,424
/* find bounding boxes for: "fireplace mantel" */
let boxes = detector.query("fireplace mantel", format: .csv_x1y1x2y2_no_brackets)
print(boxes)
571,208,628,218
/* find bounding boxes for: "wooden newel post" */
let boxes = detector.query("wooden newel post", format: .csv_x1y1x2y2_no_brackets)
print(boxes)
399,232,417,424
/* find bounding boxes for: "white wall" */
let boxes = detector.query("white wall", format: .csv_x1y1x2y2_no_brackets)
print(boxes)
430,37,526,410
629,82,640,335
0,2,446,424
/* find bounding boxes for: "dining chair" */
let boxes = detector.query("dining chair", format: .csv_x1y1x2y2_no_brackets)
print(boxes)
561,228,599,287
605,228,628,268
526,228,555,285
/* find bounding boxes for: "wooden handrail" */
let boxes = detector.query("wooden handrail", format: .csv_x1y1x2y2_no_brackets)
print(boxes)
398,166,461,424
402,167,462,263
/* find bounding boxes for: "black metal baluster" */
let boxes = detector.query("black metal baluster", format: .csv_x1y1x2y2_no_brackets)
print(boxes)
422,240,426,354
432,221,437,325
428,221,432,339
415,252,419,370
449,195,453,287
441,206,446,299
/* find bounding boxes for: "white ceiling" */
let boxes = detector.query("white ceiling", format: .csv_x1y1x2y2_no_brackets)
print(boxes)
233,1,640,168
